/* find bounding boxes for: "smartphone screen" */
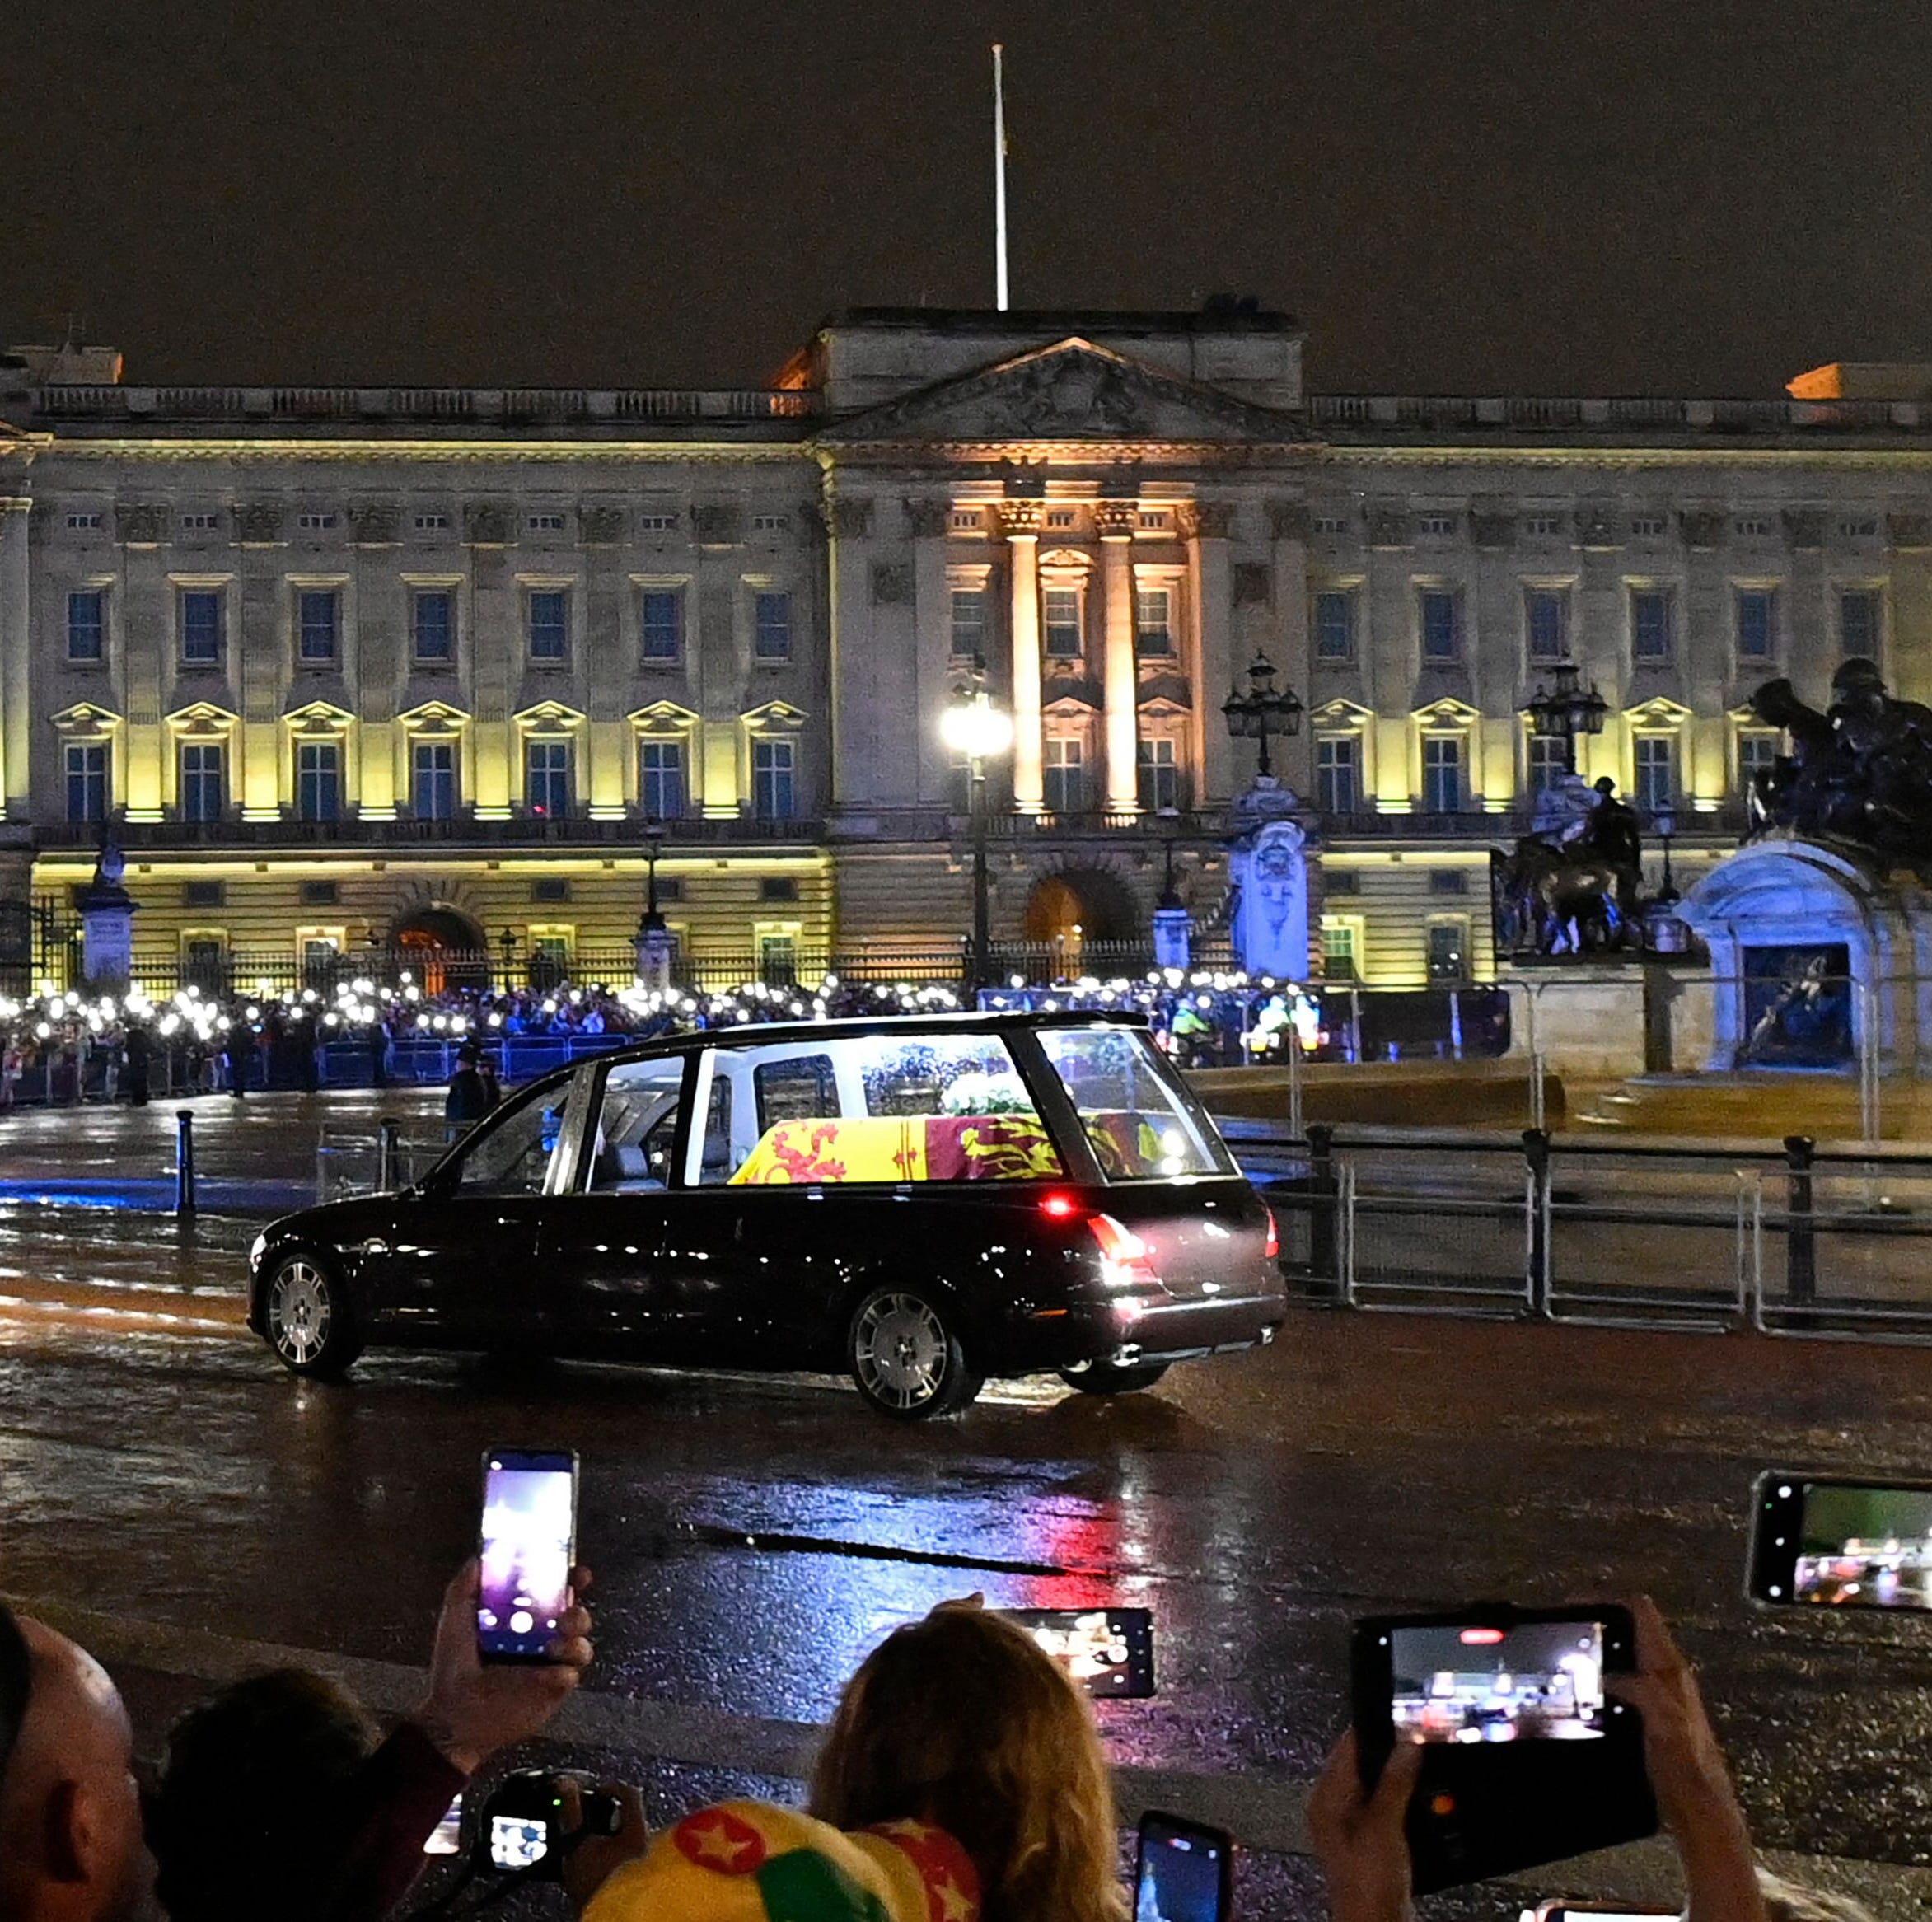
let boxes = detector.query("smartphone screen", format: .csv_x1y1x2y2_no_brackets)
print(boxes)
1751,1471,1932,1610
422,1793,464,1857
1134,1812,1232,1922
1003,1607,1155,1699
1387,1618,1609,1744
478,1448,578,1662
489,1813,551,1873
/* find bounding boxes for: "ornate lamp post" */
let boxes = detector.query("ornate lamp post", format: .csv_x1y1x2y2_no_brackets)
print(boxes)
1222,649,1304,779
940,655,1014,991
496,926,518,987
1523,660,1611,775
635,819,673,990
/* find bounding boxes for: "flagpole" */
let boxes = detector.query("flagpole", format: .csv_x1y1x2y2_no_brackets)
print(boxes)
993,43,1009,311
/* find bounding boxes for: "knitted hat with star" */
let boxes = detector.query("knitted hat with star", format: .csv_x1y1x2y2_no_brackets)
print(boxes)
582,1799,981,1922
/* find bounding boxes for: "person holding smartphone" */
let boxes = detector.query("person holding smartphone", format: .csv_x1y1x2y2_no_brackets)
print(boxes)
1308,1600,1771,1922
150,1557,594,1922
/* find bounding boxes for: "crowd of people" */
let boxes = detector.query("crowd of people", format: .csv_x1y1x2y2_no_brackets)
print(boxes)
0,1559,1877,1922
0,966,1370,1111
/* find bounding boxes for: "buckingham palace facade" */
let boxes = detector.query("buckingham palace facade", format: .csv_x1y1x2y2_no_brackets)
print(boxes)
2,306,1930,990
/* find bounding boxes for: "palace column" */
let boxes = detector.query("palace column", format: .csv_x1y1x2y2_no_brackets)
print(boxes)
999,496,1045,811
1095,497,1140,812
0,496,29,817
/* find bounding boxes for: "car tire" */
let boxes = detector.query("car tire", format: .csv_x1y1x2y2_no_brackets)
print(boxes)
847,1286,982,1420
263,1251,363,1378
1060,1361,1171,1396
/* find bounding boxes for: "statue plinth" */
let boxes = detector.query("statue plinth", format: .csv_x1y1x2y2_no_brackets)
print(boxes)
77,834,137,994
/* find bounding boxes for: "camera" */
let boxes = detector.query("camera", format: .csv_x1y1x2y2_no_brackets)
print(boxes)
477,1768,623,1879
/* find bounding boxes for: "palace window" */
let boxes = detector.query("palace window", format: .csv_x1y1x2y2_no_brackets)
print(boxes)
1316,735,1359,815
411,741,458,820
1046,509,1077,529
1043,735,1087,812
1525,513,1565,537
297,588,339,663
296,741,340,823
1313,514,1350,536
1417,512,1457,537
1321,921,1359,980
639,739,686,818
1313,589,1355,661
1840,517,1879,539
1630,514,1668,538
1137,736,1181,812
1527,733,1569,797
1422,735,1464,814
1135,585,1174,657
949,586,986,657
412,588,454,662
66,512,102,531
180,742,226,823
1736,587,1776,660
527,589,568,661
1525,587,1568,663
1630,587,1672,662
66,743,109,824
180,588,223,664
752,738,796,820
753,591,792,662
1420,588,1459,662
525,740,573,818
1839,588,1883,657
638,512,678,532
180,512,218,532
413,512,450,532
1738,729,1781,794
1137,510,1169,531
950,509,981,532
1734,516,1771,537
752,512,788,532
640,587,682,662
1426,921,1469,983
1043,586,1083,658
528,512,567,531
67,590,105,663
297,512,337,532
1634,735,1677,814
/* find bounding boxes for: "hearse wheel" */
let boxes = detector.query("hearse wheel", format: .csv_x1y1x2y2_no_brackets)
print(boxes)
847,1287,983,1419
1060,1360,1170,1396
264,1251,363,1378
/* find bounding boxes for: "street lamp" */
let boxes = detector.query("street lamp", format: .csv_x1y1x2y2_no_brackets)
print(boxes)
940,654,1014,991
1222,649,1304,779
1523,660,1611,774
496,927,518,986
639,818,668,937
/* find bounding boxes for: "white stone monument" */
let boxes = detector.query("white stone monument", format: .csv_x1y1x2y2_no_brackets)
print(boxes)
77,835,136,994
1226,779,1315,980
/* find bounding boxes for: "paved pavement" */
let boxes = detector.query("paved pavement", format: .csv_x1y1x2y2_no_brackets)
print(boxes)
7,1097,1932,1916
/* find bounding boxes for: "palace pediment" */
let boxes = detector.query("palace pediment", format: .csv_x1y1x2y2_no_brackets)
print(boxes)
816,338,1312,449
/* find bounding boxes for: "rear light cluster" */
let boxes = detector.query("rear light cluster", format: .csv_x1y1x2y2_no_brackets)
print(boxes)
1264,1206,1279,1260
1041,1194,1162,1294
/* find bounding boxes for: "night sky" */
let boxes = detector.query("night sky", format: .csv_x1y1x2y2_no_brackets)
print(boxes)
5,1,1930,397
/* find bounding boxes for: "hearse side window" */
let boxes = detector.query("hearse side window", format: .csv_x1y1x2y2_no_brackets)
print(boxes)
698,1073,734,1181
450,1081,577,1196
583,1058,687,1193
1032,1026,1228,1179
713,1031,1064,1185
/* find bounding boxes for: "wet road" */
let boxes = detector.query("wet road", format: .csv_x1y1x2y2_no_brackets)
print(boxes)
7,1129,1932,1913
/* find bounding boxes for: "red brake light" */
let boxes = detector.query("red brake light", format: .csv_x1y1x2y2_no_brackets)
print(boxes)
1263,1206,1279,1260
1459,1627,1506,1646
1039,1192,1080,1219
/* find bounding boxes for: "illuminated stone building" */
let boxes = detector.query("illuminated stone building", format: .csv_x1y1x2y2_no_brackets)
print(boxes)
2,312,1930,989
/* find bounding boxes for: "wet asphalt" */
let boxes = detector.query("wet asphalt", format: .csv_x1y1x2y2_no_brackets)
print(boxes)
5,1097,1932,1916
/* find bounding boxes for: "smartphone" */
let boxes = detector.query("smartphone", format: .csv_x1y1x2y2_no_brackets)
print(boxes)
1750,1471,1932,1611
1003,1607,1155,1699
1352,1605,1654,1894
1523,1907,1674,1921
1133,1812,1233,1922
477,1448,578,1663
1522,1908,1677,1922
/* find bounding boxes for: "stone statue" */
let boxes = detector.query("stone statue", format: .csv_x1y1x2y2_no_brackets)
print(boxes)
1496,777,1644,956
1223,779,1317,979
1747,658,1932,866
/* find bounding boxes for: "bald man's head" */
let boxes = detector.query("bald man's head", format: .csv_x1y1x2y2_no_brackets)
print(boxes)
0,1613,156,1922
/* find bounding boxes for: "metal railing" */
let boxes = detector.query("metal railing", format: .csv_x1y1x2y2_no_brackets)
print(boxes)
1261,1125,1932,1344
1304,394,1932,436
32,385,820,426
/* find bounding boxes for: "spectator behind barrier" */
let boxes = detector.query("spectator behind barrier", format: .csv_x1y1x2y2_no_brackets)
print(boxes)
570,1598,1125,1922
149,1560,592,1922
1308,1597,1874,1922
0,1597,157,1922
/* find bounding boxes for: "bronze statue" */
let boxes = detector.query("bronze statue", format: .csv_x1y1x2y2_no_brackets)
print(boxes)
1496,775,1645,956
1747,657,1932,864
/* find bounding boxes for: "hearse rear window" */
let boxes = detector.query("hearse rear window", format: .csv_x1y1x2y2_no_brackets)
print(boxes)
1034,1025,1229,1179
699,1032,1063,1186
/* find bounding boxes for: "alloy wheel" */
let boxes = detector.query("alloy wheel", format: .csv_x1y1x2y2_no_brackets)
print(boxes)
853,1293,949,1412
269,1259,332,1368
